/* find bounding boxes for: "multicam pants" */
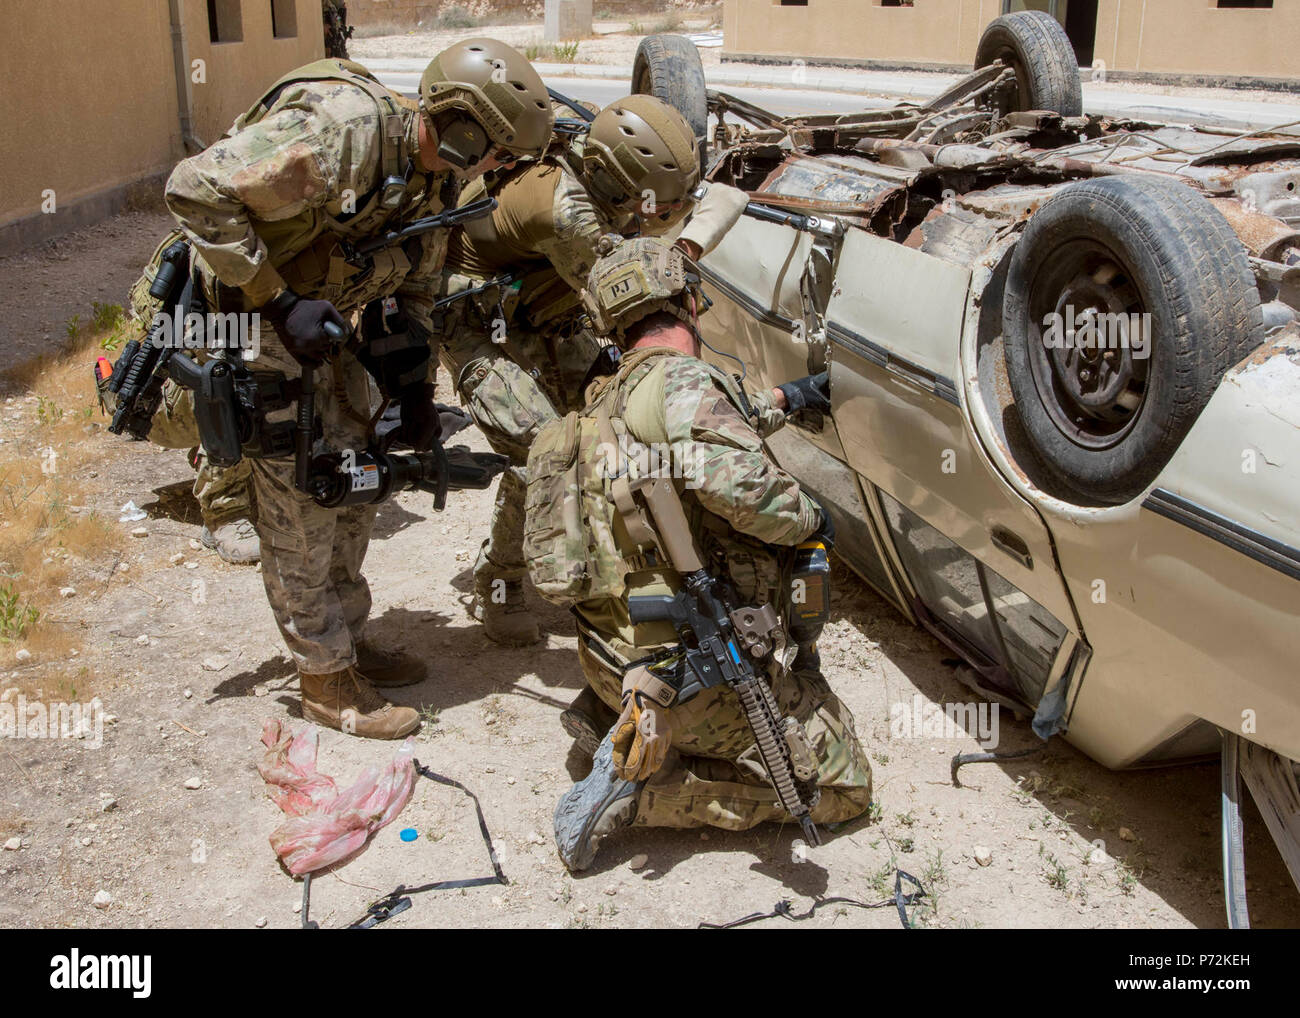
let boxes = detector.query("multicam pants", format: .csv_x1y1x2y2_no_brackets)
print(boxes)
438,305,604,583
577,637,874,830
193,454,253,528
244,325,379,675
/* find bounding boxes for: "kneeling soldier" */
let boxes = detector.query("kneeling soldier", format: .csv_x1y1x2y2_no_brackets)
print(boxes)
525,237,873,870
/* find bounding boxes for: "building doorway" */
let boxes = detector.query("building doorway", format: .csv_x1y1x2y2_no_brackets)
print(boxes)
1002,0,1098,67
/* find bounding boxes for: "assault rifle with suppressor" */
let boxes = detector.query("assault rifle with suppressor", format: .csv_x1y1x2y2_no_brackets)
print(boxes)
623,475,823,845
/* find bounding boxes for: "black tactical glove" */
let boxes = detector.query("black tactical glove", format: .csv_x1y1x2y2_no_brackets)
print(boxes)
811,500,836,550
376,401,471,449
777,371,831,415
262,290,347,365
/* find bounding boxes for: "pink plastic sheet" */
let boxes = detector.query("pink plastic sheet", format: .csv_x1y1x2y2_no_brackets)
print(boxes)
258,720,416,875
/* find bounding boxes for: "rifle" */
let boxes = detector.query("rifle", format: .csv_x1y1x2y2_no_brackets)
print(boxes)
624,475,823,846
351,196,498,256
106,240,193,440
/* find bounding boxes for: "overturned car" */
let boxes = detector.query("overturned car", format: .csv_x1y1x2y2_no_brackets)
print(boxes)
631,13,1300,925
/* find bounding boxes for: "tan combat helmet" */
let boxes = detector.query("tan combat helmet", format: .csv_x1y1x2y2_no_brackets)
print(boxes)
419,38,554,161
582,95,700,213
581,236,707,344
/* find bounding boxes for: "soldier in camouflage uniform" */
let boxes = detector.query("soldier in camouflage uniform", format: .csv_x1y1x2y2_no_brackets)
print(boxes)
163,40,554,739
437,93,750,646
542,238,872,871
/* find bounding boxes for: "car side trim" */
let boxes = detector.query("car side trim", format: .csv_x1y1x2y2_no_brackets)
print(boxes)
696,264,801,333
1143,488,1300,582
826,319,962,407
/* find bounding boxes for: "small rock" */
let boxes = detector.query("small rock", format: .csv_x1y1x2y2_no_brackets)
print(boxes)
484,766,495,774
974,845,993,867
1119,827,1136,842
291,902,301,914
254,916,267,928
506,775,516,785
253,684,268,697
700,832,709,841
628,853,648,871
169,553,185,565
117,562,130,573
59,587,77,599
14,649,31,663
603,884,618,896
3,837,20,851
484,714,495,726
189,539,202,551
527,831,545,845
92,890,113,909
184,562,199,570
183,776,202,790
183,688,193,699
99,797,117,813
131,527,149,539
135,635,150,646
63,818,77,828
575,903,588,914
1087,846,1108,866
80,837,92,847
201,657,227,672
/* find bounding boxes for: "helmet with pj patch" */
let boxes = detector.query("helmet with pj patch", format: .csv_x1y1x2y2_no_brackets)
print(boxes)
581,236,707,345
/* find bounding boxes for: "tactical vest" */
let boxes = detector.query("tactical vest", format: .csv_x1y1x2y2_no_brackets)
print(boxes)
219,59,436,309
523,347,766,611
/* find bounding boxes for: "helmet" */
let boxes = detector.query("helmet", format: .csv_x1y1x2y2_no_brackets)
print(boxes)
581,95,700,213
581,236,706,344
419,38,554,160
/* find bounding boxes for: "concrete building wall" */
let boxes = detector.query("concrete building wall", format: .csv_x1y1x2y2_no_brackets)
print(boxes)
723,0,1300,84
0,0,324,254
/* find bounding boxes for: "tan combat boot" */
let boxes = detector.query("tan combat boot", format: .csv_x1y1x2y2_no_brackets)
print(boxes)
472,574,541,647
201,517,261,565
299,667,420,740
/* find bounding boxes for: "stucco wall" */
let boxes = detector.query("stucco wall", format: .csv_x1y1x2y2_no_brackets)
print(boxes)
724,0,1300,81
0,3,180,229
184,0,325,145
0,0,324,250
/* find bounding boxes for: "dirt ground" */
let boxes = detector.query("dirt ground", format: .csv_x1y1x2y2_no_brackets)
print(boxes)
0,213,1297,930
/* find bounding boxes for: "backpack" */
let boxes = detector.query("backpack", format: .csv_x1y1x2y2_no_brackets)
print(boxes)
523,349,669,605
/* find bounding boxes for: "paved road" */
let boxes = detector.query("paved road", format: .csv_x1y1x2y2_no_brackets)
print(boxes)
370,57,1300,131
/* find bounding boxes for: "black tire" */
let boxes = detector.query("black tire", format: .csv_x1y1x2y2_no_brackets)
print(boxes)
632,34,708,172
975,11,1082,117
1003,175,1264,504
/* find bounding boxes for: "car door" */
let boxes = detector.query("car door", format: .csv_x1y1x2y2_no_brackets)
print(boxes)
826,226,1084,712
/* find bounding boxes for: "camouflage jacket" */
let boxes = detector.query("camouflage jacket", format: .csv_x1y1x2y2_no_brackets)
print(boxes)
164,66,456,339
576,349,821,653
443,140,746,328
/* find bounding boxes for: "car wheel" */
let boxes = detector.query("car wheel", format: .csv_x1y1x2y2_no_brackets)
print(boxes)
975,10,1082,117
1003,175,1264,504
632,34,708,172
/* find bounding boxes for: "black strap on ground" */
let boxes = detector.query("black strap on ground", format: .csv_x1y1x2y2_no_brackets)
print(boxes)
299,759,508,929
698,869,927,930
950,745,1045,788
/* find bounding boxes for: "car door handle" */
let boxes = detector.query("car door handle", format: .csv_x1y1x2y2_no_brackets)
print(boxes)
991,525,1033,570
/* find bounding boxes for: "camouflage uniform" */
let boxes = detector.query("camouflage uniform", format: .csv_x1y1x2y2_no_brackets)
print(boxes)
194,456,253,528
164,67,457,674
439,150,749,586
573,351,873,830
